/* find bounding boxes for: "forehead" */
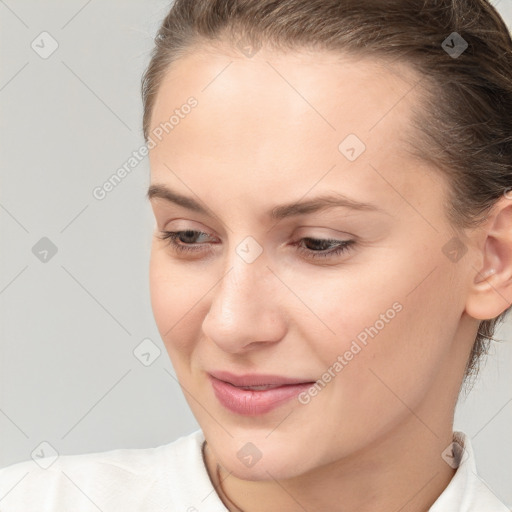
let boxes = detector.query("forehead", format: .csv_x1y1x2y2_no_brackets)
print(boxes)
149,44,421,135
148,44,439,214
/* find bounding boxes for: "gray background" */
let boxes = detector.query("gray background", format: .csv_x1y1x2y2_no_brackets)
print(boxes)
1,0,511,507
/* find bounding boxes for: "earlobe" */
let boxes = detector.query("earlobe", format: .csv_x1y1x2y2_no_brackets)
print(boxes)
464,197,512,321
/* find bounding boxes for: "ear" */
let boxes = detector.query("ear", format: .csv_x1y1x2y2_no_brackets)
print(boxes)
465,195,512,321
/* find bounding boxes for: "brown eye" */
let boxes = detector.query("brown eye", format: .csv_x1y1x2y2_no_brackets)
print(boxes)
295,237,355,260
157,230,215,255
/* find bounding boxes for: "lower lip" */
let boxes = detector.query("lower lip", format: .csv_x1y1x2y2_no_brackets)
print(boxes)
209,376,314,416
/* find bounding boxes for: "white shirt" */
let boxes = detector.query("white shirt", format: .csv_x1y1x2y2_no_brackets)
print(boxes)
0,429,508,511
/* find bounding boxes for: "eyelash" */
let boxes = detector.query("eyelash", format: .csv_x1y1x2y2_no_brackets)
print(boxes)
157,230,355,260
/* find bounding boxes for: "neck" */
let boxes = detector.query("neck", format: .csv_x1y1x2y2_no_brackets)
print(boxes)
203,413,457,512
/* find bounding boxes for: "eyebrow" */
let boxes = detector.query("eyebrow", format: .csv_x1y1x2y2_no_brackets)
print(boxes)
146,183,386,220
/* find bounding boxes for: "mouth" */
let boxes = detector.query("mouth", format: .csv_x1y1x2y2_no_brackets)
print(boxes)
208,370,315,387
235,384,287,390
208,371,316,416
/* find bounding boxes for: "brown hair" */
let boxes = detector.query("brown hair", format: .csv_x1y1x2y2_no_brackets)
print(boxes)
141,0,512,383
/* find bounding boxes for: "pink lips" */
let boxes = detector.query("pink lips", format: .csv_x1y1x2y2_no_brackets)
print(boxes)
208,371,315,416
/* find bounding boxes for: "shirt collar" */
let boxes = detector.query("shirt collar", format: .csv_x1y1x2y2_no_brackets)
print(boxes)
193,429,507,511
429,431,508,511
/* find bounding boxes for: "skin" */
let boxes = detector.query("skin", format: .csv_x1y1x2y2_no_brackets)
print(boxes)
147,44,512,512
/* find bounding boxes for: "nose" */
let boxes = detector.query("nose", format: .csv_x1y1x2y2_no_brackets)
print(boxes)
201,244,287,354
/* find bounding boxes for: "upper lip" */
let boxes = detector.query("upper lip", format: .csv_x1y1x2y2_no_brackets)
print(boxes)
209,370,315,387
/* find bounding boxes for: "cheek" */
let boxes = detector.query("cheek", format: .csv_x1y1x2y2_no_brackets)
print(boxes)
311,254,461,419
149,248,204,355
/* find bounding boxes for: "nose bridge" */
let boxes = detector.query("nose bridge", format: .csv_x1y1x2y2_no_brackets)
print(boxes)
215,235,270,314
202,235,284,350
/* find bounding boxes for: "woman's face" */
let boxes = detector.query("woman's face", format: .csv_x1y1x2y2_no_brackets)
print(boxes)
147,46,477,479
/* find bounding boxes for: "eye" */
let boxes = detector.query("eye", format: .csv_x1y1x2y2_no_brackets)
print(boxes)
157,230,355,261
157,229,217,255
293,237,355,260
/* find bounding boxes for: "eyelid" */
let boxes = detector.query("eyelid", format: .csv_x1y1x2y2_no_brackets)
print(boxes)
157,229,356,261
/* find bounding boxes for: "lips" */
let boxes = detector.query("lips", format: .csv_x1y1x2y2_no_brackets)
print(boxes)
208,371,316,415
237,384,282,390
208,370,314,387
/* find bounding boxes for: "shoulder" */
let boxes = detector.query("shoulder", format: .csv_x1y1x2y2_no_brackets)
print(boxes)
0,429,217,512
429,431,509,512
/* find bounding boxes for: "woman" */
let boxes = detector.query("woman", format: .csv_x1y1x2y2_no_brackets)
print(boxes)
1,0,511,510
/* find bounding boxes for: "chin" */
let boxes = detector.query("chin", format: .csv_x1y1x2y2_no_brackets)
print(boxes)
214,436,315,482
227,457,301,482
